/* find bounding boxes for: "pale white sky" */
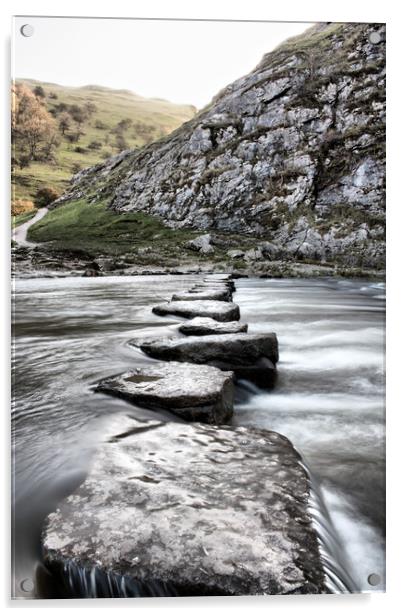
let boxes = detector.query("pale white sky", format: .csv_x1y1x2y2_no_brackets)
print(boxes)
13,17,314,109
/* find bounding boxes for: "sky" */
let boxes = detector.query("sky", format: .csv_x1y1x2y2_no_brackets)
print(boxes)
13,17,314,109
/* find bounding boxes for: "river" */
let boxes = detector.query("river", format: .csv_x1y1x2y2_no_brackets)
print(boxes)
11,274,385,597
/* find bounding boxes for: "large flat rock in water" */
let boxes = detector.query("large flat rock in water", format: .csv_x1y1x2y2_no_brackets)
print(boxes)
134,333,279,388
179,317,248,336
152,300,240,322
95,363,234,424
172,288,232,302
42,417,326,597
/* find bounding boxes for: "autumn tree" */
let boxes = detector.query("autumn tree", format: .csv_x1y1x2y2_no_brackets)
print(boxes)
12,84,59,162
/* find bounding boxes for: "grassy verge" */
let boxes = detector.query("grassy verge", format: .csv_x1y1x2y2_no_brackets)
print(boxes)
12,209,38,228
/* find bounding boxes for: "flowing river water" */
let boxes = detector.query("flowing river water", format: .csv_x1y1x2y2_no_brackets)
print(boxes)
11,274,385,598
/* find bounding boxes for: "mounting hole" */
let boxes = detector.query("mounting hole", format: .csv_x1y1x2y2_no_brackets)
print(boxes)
20,578,35,593
367,573,381,586
369,32,382,45
20,24,34,37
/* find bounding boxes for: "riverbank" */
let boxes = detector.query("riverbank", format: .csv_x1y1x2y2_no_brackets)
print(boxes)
12,243,385,280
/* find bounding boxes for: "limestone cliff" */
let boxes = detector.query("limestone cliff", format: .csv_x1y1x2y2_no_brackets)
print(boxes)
56,22,385,268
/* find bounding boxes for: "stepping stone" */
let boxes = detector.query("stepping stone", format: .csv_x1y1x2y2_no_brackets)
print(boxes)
204,273,233,281
133,333,279,388
95,363,234,424
42,417,326,598
152,300,240,322
202,279,236,291
179,317,248,336
190,284,235,296
172,288,232,302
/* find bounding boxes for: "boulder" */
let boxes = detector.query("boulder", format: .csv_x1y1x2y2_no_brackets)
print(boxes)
186,234,215,254
133,333,279,388
42,417,326,598
152,300,240,322
95,363,234,424
258,241,282,260
172,288,232,302
179,317,248,336
227,249,245,259
244,248,263,262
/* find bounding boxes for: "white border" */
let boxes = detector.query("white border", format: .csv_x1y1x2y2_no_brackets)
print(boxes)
1,1,400,614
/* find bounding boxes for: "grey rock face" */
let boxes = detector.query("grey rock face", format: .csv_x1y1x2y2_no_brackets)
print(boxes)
43,417,327,596
179,316,248,336
133,333,279,388
54,23,385,269
95,363,234,424
152,300,240,322
172,288,231,302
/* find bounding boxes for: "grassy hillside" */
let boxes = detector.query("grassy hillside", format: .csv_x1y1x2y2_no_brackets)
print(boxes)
27,199,199,257
12,79,196,202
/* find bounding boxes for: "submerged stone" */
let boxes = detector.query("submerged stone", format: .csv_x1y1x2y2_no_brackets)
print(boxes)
133,333,279,388
95,363,234,424
179,317,248,336
152,300,240,322
42,417,327,597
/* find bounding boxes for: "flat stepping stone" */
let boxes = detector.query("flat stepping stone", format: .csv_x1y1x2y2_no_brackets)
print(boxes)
204,273,233,281
133,333,279,388
152,300,240,322
202,279,236,291
172,289,232,302
42,417,326,597
179,317,248,336
95,363,234,424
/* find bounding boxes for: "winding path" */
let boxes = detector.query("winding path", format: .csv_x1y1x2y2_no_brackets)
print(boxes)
13,207,48,246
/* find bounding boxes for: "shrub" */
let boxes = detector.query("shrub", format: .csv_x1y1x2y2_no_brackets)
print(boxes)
33,85,45,98
71,163,82,174
74,146,87,154
18,155,31,169
101,150,113,159
95,120,108,130
34,186,61,208
88,140,102,150
11,199,35,216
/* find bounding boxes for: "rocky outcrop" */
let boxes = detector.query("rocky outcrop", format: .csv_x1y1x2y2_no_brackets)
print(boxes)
152,300,240,322
42,417,327,597
54,23,385,269
179,316,248,336
95,363,234,423
132,333,278,388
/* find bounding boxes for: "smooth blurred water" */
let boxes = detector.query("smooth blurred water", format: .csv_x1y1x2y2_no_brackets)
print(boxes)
233,278,385,591
11,275,385,597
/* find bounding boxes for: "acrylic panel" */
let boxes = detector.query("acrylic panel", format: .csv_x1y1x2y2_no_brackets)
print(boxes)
11,16,386,599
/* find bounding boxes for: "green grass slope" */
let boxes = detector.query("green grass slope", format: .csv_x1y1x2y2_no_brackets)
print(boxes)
12,79,196,201
28,199,199,257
